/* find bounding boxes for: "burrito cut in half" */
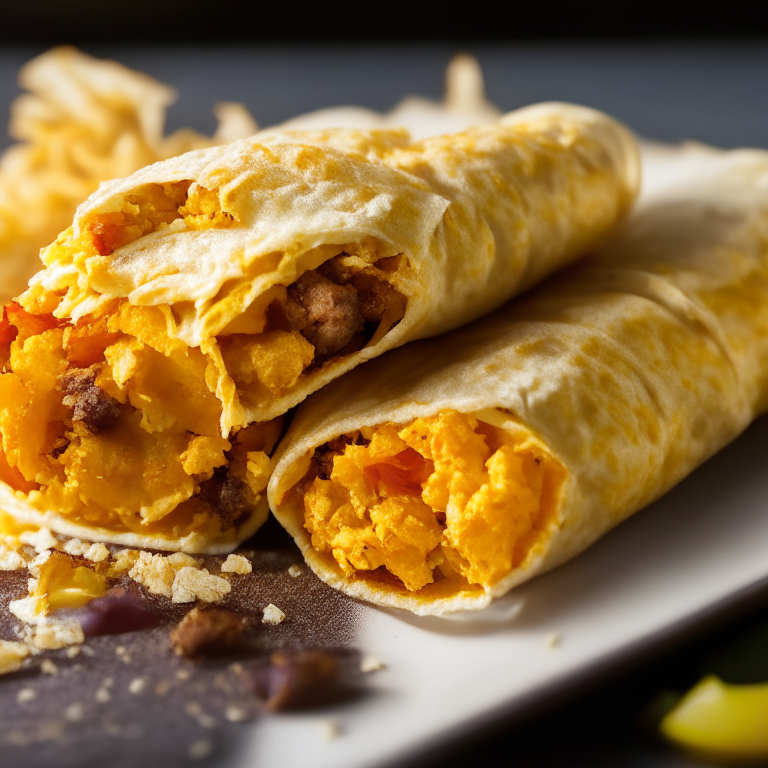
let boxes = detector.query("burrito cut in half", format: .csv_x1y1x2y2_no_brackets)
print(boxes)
269,148,768,614
0,104,639,553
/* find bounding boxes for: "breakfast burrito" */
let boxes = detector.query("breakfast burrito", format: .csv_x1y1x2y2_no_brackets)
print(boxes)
0,103,639,553
268,148,768,614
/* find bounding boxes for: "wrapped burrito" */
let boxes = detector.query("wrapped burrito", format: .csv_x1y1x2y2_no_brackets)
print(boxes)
0,104,639,553
268,148,768,614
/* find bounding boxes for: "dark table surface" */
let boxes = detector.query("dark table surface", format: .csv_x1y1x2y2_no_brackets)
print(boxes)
2,42,768,768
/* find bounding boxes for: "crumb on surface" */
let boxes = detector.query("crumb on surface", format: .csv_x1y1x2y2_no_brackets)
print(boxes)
0,548,26,571
171,567,231,604
33,620,84,650
9,595,47,625
360,654,385,673
128,677,146,695
40,659,59,675
0,639,30,674
262,604,285,626
61,538,91,556
185,701,216,729
317,718,339,742
546,631,561,649
84,542,109,562
64,703,85,722
221,554,252,574
19,527,58,553
225,704,248,722
288,564,303,578
154,679,171,697
188,739,213,760
17,687,36,703
176,668,192,680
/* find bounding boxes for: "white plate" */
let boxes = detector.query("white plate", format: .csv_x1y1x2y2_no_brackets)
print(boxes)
231,414,768,768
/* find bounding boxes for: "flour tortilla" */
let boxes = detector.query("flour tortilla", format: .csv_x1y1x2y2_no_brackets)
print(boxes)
269,147,768,614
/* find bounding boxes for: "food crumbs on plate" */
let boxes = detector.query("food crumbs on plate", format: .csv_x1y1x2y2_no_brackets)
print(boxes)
40,659,59,675
317,719,340,741
128,677,146,695
360,654,386,673
0,639,30,674
154,680,171,697
65,646,80,658
288,564,303,578
185,701,217,729
188,739,213,760
95,687,111,703
84,543,109,562
64,703,85,722
225,704,249,722
546,632,561,649
17,687,36,703
221,554,252,574
262,604,286,625
176,668,192,680
115,645,131,663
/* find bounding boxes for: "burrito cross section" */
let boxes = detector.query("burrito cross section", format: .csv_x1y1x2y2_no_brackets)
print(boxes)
301,410,564,592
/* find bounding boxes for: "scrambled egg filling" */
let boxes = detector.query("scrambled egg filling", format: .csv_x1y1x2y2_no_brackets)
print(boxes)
301,410,562,592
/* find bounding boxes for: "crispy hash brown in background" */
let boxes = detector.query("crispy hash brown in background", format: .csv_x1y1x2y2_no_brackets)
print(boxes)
0,46,258,305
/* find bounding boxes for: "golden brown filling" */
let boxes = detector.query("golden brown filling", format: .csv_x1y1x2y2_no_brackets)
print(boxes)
0,299,282,540
299,411,563,592
0,182,409,540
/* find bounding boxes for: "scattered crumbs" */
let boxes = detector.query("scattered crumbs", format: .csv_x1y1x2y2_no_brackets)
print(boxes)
185,702,216,729
154,679,171,697
546,631,561,649
79,645,95,657
214,673,231,692
176,668,192,681
40,659,59,676
288,564,303,578
225,704,248,723
0,548,26,571
171,567,231,604
64,703,84,723
65,646,80,658
360,654,385,673
262,603,285,626
17,688,36,703
317,719,339,742
188,739,213,760
229,662,244,675
9,595,47,625
84,542,109,562
33,620,85,650
61,538,90,557
221,554,252,574
115,646,131,663
0,639,30,674
166,552,200,570
128,677,145,695
95,686,111,703
19,527,58,554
